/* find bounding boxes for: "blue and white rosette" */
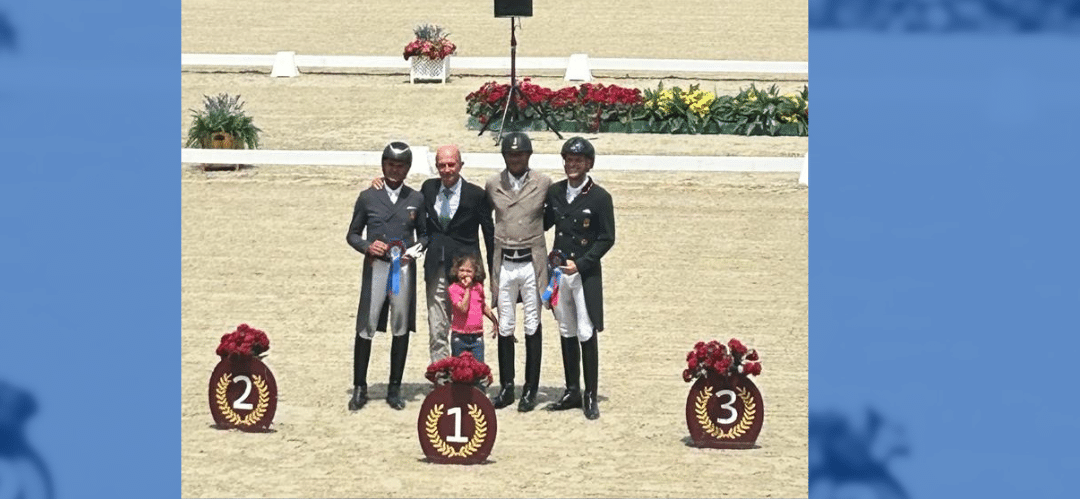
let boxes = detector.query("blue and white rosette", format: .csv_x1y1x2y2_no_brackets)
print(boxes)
387,240,406,295
541,250,565,306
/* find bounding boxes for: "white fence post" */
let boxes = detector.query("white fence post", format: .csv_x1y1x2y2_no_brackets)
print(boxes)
564,53,592,82
799,153,808,186
271,51,299,77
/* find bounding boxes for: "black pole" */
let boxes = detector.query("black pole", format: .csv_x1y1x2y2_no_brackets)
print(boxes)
478,16,562,142
495,17,517,144
510,17,517,88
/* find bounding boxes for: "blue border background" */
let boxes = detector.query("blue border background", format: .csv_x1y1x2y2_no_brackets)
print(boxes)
0,2,176,497
3,1,1079,498
811,29,1080,498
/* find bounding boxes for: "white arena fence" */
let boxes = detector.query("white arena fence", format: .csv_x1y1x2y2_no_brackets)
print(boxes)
180,53,808,77
180,148,807,175
181,53,808,178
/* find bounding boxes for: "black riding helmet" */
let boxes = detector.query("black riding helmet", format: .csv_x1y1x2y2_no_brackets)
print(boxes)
501,132,533,154
560,136,595,159
382,141,412,166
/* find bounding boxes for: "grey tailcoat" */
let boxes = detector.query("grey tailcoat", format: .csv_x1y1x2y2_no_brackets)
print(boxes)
346,185,428,333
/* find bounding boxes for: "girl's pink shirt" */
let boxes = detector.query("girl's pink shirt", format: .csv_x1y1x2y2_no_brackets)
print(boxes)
448,282,486,334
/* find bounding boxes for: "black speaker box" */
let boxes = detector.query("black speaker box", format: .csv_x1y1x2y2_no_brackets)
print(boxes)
494,0,532,18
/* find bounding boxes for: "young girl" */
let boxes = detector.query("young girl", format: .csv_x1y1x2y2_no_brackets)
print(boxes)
447,254,499,362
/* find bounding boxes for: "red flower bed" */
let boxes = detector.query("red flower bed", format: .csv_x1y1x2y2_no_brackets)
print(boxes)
465,79,644,129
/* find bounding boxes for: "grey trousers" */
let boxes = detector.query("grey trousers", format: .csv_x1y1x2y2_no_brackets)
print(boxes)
358,260,411,340
425,272,452,363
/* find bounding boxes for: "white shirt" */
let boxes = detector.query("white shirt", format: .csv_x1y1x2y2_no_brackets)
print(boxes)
384,183,403,204
566,175,591,203
509,170,529,192
436,178,462,220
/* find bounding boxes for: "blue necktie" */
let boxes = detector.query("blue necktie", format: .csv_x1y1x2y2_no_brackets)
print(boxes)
439,187,453,227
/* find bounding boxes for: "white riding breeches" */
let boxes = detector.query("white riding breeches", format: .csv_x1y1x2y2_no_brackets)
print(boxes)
552,271,594,342
497,259,541,337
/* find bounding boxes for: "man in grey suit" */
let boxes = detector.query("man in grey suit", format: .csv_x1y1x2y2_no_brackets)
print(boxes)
421,145,495,363
347,142,427,411
485,132,552,412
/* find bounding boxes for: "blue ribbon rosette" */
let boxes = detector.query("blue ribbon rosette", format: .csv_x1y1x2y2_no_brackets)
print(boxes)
541,249,566,306
386,240,406,295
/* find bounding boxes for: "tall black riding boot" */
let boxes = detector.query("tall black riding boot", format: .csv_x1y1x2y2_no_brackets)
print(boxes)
518,325,542,412
581,334,600,420
349,335,371,411
490,334,516,408
386,333,409,410
546,335,582,411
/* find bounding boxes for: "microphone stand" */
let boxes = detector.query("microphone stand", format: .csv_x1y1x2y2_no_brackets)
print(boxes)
477,17,563,143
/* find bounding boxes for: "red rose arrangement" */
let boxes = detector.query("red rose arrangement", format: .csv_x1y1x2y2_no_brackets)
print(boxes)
682,338,762,382
425,352,493,387
216,323,270,358
402,24,457,61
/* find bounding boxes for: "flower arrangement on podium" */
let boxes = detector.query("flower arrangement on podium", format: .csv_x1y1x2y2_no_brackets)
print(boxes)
215,323,270,359
682,337,765,448
417,352,498,464
682,338,761,383
208,324,277,431
425,352,493,387
404,24,455,83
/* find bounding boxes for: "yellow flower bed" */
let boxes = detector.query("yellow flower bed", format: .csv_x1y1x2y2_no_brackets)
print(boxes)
647,88,716,117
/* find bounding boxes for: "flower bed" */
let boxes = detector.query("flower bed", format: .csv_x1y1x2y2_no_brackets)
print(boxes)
465,80,807,136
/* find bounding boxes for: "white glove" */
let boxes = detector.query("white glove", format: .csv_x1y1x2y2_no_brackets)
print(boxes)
404,244,424,260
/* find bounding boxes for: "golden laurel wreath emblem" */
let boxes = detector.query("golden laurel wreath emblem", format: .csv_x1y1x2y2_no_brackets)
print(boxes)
214,373,270,427
424,403,488,458
695,385,756,439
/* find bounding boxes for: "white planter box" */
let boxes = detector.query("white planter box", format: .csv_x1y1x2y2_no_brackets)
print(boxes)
410,56,450,84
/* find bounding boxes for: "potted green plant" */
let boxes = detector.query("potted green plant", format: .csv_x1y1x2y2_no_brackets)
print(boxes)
404,24,456,83
185,93,262,150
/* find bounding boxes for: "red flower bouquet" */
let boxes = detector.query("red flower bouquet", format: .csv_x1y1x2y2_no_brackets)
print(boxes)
402,24,457,61
216,323,270,358
425,352,493,387
682,338,762,382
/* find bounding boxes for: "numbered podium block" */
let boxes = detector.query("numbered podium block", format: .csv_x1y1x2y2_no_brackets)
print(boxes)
417,383,497,464
208,355,277,432
685,374,764,448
